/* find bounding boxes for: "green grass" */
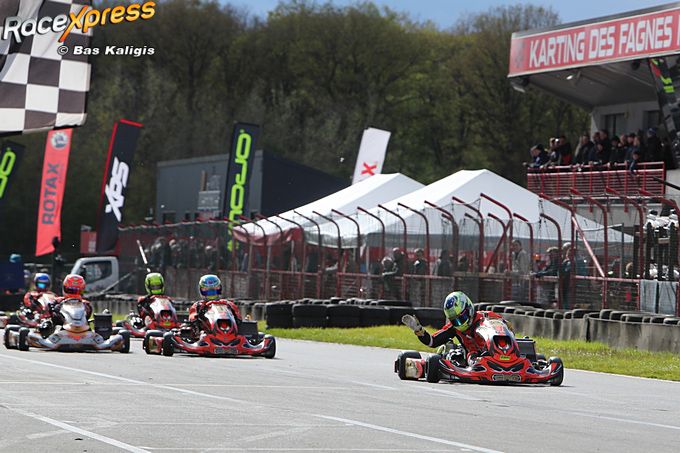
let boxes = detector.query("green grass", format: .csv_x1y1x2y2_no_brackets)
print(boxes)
260,322,680,381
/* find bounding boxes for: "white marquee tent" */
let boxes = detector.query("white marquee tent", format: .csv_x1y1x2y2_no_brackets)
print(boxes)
235,173,423,245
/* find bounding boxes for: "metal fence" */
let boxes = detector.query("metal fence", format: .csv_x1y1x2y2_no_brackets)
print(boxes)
116,191,680,315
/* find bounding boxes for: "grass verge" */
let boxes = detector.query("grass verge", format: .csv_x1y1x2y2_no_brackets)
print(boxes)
261,323,680,381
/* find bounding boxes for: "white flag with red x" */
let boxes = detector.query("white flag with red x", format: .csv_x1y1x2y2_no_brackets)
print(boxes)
352,127,390,185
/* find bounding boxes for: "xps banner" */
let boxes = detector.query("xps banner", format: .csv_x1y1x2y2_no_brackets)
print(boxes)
96,119,143,254
35,129,72,256
0,141,25,216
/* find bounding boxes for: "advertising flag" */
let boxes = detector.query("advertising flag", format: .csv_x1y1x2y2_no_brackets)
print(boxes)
224,123,260,221
96,119,143,254
35,129,72,256
352,127,390,185
0,141,25,215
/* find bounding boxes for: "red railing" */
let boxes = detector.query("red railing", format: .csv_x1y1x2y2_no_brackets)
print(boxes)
527,162,665,197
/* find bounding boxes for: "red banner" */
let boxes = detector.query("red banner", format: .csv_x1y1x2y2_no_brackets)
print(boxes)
509,6,680,76
35,129,72,256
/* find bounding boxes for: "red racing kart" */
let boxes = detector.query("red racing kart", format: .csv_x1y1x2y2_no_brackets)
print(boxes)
144,301,275,358
116,296,180,338
0,293,57,329
395,316,563,385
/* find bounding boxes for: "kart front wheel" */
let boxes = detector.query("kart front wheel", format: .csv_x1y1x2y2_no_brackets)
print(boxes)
395,351,422,380
143,330,163,354
162,333,174,357
549,357,564,386
263,335,276,359
18,328,29,351
425,354,442,383
119,330,130,353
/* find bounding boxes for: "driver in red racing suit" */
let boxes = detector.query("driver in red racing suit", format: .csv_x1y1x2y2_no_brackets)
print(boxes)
22,273,55,314
51,274,93,325
402,291,512,365
187,274,241,337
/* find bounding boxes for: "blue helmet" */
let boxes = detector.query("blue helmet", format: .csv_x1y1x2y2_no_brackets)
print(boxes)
34,273,51,291
198,274,222,300
9,253,22,264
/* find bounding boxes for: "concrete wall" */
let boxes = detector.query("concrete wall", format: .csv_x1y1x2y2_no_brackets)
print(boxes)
590,101,659,136
504,312,680,354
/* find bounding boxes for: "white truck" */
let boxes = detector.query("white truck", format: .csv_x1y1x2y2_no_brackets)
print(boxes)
70,256,121,293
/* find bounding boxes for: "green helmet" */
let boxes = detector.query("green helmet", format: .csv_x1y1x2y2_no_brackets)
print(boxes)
443,291,474,332
144,273,165,296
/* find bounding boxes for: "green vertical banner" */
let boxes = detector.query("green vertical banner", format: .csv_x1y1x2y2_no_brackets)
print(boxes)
224,123,260,251
0,141,25,215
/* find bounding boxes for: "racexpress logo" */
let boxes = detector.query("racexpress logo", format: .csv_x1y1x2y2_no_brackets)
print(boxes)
1,1,155,44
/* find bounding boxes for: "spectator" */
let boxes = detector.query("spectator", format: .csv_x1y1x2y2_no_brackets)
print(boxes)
547,137,560,166
432,249,452,277
588,136,610,166
599,129,612,156
458,254,470,272
572,133,594,166
628,146,642,174
510,240,529,301
525,144,549,168
535,246,561,307
556,135,572,165
608,135,626,165
645,127,662,162
412,248,428,275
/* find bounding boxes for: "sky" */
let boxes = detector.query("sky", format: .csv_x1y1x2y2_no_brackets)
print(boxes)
223,0,669,29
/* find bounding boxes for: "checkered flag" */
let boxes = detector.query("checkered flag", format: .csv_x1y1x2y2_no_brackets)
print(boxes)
0,0,92,136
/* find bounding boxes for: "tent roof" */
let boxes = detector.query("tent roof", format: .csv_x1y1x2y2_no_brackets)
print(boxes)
308,169,624,246
239,173,423,238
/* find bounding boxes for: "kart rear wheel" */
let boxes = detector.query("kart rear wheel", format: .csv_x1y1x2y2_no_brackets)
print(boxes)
396,351,422,380
18,328,29,351
119,330,130,353
162,333,174,357
263,335,276,359
425,354,442,383
3,330,10,349
548,357,564,386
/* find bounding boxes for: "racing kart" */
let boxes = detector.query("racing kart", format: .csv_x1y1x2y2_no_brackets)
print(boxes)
116,296,180,338
0,293,57,329
144,301,275,358
394,316,563,386
4,298,130,353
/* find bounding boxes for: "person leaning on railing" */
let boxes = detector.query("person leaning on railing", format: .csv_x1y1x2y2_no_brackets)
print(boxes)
524,144,549,168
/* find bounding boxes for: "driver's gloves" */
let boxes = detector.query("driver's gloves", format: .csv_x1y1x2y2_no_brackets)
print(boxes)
401,314,424,336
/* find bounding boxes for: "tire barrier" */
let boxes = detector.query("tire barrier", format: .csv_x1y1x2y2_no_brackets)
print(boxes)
265,302,293,329
413,307,446,329
327,304,361,328
292,304,328,328
359,306,390,327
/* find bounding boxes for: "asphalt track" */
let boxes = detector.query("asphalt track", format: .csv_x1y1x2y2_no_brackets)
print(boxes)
1,335,679,453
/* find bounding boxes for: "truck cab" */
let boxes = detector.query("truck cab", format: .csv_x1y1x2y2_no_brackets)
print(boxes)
70,256,119,293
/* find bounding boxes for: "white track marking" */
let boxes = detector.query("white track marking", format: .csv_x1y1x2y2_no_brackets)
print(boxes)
348,381,396,390
0,354,248,405
418,386,482,401
0,354,502,452
312,415,504,453
239,426,311,443
25,429,67,440
138,449,459,452
3,405,149,453
572,412,680,431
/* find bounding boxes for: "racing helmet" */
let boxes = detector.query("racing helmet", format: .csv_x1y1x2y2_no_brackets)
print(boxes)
144,272,165,296
198,274,222,300
34,273,51,292
443,291,475,332
9,253,22,263
63,274,86,297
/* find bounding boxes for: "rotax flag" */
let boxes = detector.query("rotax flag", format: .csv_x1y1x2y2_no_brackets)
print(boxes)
35,129,72,256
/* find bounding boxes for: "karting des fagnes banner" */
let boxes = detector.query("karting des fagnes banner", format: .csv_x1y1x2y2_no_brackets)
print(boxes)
0,141,25,215
35,129,71,256
96,119,142,254
224,122,260,222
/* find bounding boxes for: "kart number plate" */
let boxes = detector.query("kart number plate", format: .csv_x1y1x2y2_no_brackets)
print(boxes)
492,373,521,382
214,347,238,355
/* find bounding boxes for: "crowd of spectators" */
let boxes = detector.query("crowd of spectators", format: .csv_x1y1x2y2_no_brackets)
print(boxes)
525,128,676,172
